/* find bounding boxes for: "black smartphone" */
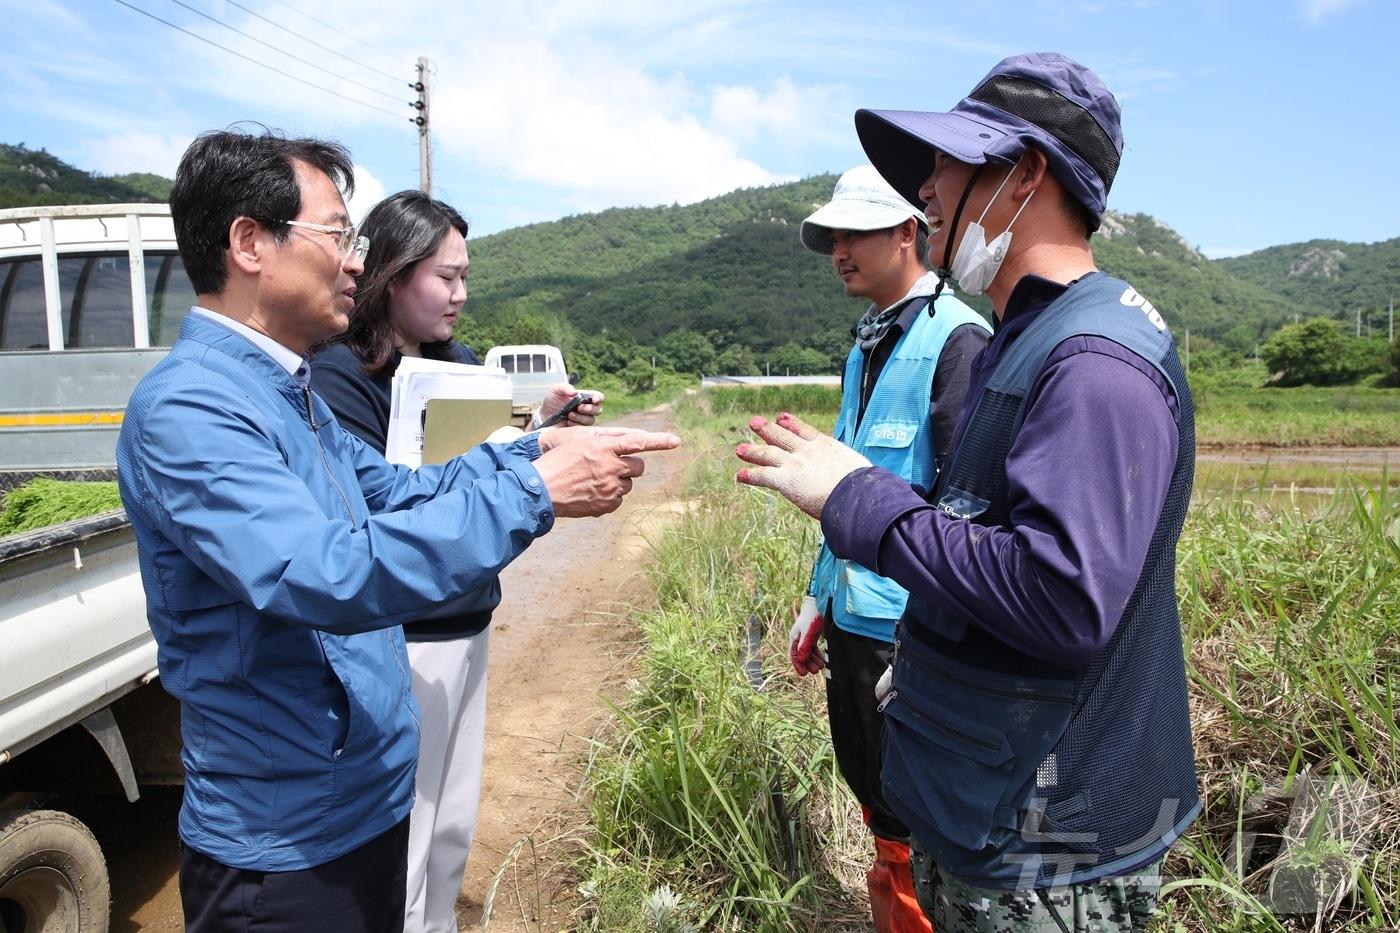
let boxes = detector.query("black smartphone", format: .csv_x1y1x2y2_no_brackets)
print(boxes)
534,391,597,430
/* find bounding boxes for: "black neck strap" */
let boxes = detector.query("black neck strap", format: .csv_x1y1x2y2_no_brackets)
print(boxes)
929,164,985,310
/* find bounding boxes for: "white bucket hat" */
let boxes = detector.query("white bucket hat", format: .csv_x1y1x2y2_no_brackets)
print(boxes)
800,164,928,254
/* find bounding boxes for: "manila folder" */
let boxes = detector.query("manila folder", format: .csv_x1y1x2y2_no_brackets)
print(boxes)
421,397,515,465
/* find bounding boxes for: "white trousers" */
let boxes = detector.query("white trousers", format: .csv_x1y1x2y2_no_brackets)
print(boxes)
403,629,490,933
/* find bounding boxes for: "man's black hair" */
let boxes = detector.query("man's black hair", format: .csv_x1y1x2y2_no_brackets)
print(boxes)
1059,186,1097,241
169,128,355,295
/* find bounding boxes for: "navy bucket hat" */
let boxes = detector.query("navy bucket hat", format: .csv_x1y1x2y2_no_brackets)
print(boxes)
855,52,1123,231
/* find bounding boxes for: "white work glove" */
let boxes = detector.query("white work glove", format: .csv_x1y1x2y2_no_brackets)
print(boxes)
735,413,871,520
532,384,605,429
788,595,826,676
874,664,893,704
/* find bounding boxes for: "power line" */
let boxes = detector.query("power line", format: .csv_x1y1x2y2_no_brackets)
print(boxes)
260,0,414,69
222,0,408,87
111,0,412,122
160,0,407,103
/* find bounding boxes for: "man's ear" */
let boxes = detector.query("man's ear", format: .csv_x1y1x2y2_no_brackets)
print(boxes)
226,216,265,276
1015,149,1050,200
898,216,920,249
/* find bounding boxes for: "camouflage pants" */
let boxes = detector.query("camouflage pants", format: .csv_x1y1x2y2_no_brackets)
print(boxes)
908,840,1161,932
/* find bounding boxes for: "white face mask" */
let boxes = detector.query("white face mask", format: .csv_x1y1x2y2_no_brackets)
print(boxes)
949,163,1035,296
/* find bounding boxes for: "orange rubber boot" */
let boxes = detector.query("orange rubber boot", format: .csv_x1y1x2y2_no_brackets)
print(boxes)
867,836,933,933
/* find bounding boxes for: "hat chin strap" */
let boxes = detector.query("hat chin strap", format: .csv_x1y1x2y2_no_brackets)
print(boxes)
929,165,985,310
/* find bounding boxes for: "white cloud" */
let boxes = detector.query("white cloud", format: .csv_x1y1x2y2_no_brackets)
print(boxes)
15,1,852,220
428,31,802,210
81,131,193,177
710,78,835,144
1300,0,1366,23
345,164,388,223
91,1,828,212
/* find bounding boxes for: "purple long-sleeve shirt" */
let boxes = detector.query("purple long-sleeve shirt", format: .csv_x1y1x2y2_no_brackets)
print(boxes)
820,274,1181,670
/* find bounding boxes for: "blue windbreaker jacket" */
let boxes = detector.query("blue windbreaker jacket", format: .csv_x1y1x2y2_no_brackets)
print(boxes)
116,313,555,870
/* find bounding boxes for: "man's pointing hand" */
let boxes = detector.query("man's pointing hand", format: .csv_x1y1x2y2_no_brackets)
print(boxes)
534,428,681,518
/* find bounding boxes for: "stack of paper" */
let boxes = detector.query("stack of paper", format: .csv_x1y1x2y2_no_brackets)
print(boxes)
384,356,514,468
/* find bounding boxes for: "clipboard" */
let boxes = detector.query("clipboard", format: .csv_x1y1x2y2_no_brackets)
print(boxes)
421,397,515,465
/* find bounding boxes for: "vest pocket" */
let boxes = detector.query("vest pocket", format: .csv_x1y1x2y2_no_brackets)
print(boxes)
882,634,1075,856
881,684,1014,853
841,560,909,620
860,418,920,473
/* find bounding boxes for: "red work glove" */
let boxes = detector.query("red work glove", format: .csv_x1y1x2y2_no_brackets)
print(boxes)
788,596,826,675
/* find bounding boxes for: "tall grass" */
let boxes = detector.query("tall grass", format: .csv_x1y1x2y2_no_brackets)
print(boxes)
580,386,1399,931
1163,483,1400,930
577,390,865,932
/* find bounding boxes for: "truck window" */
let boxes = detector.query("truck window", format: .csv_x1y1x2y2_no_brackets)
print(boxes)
0,250,198,351
60,255,135,348
499,354,516,373
516,354,532,374
145,252,198,347
532,354,547,373
0,258,49,350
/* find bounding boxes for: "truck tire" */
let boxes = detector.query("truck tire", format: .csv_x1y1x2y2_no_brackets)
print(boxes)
0,810,110,933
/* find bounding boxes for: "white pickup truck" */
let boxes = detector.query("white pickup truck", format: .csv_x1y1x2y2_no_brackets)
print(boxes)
0,510,181,931
0,203,191,931
482,344,575,426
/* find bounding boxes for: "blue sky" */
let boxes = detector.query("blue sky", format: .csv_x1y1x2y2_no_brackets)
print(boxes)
4,0,1396,258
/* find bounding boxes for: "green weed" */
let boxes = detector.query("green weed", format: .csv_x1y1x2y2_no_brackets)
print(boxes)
582,388,1398,931
0,477,123,536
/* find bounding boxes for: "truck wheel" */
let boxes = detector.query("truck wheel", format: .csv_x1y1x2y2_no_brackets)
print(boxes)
0,810,110,933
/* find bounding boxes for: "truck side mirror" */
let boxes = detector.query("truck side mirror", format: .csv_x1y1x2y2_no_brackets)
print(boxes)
568,372,579,386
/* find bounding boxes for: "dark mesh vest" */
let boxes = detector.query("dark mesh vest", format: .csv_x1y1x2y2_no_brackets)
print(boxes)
879,273,1200,889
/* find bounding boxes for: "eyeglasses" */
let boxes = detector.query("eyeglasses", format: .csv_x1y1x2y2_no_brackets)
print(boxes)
279,219,371,261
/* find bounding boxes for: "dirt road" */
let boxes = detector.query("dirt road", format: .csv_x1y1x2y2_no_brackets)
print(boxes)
98,405,685,931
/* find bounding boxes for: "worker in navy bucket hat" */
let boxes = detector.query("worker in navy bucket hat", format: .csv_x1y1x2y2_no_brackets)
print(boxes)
793,164,989,933
735,52,1199,932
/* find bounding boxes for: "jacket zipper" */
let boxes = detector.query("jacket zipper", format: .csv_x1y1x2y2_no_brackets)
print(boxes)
882,688,1003,753
302,385,421,746
389,633,422,743
304,386,356,523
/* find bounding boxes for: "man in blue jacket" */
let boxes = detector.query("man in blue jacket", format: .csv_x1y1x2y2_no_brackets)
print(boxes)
789,164,988,932
116,129,678,932
737,53,1196,931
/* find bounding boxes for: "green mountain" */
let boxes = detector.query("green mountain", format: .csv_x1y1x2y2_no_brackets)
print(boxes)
470,175,862,363
469,176,1378,359
0,143,172,208
1219,238,1400,326
2,143,1393,366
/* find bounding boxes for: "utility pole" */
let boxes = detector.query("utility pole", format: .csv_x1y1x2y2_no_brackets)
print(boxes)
414,57,432,195
1356,308,1362,338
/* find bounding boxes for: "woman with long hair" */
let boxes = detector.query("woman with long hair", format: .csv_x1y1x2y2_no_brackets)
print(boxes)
310,189,602,932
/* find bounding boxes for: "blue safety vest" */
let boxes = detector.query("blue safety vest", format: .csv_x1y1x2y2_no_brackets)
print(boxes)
881,273,1200,890
809,292,989,643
